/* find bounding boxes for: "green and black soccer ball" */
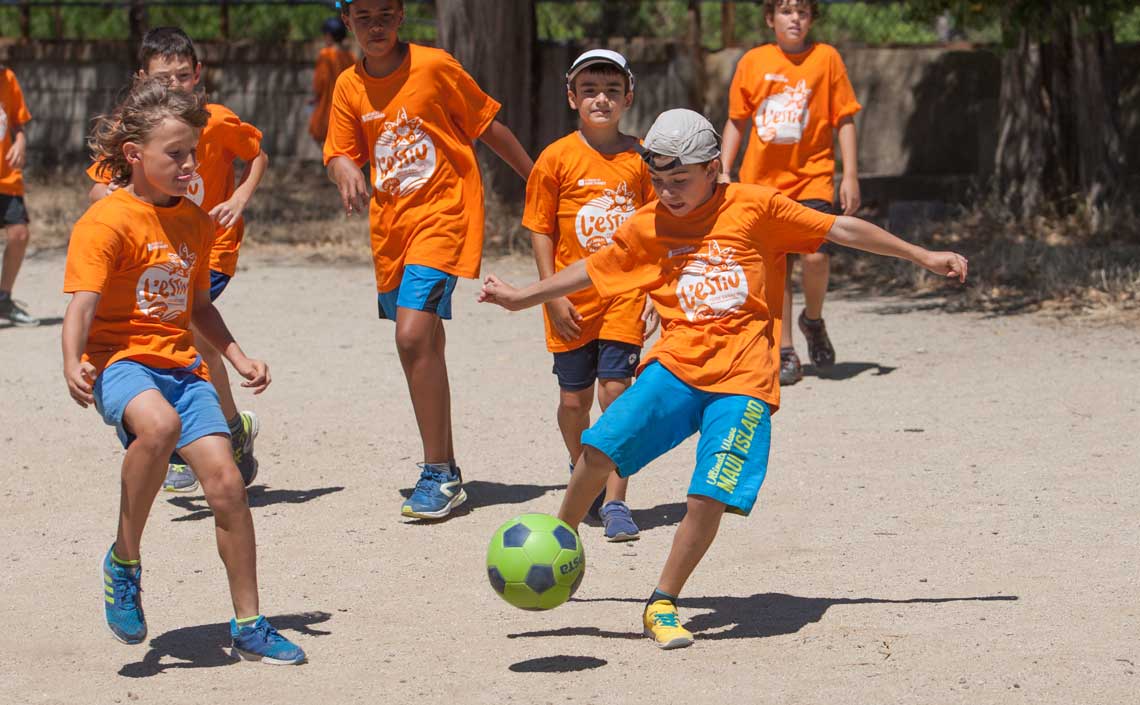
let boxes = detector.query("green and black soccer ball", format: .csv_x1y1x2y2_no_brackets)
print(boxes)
486,513,585,610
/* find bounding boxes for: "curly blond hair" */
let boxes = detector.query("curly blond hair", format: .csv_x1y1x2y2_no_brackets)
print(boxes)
88,76,209,185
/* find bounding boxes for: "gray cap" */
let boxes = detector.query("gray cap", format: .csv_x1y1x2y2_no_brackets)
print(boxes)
642,109,721,166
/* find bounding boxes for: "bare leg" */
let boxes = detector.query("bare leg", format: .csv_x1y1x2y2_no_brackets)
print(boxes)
800,251,830,321
597,378,632,503
191,325,238,421
557,445,616,529
557,386,593,466
395,308,452,464
115,390,182,560
654,495,726,596
0,223,30,293
178,433,259,619
780,259,796,350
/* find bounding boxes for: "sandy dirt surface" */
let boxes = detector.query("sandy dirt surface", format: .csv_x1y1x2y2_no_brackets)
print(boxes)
1,251,1137,705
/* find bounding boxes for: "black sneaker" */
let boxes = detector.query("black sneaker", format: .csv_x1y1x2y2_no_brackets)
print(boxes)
779,348,803,386
0,297,39,327
798,311,835,370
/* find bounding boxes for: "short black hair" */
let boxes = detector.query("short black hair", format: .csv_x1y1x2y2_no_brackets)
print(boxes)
322,17,348,42
569,63,631,94
137,26,198,71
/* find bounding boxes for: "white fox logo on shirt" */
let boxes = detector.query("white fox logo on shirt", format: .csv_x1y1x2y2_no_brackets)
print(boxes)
755,79,812,144
374,107,438,197
676,241,748,321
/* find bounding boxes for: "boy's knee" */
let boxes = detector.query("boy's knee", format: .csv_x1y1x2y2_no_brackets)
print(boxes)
134,410,182,449
204,467,247,511
394,323,435,358
559,389,592,416
6,225,29,245
801,251,830,272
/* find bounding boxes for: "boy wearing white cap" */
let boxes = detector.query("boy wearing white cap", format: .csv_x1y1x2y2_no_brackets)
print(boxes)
481,109,968,649
521,50,657,542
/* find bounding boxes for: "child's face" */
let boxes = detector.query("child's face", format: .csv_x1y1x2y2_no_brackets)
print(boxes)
141,55,201,95
766,2,814,51
124,116,200,200
343,0,404,59
568,70,632,129
648,160,719,217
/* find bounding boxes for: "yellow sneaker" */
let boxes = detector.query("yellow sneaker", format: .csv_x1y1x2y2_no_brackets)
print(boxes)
643,600,694,650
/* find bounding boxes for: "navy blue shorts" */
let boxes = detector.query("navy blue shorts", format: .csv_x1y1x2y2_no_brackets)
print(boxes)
377,264,459,321
209,270,231,302
0,194,29,226
552,339,641,391
799,199,838,255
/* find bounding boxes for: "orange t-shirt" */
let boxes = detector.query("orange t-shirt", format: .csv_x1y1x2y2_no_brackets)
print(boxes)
87,103,263,276
585,184,835,410
63,189,214,379
0,68,32,197
310,45,357,143
323,44,502,293
522,133,655,353
728,43,861,202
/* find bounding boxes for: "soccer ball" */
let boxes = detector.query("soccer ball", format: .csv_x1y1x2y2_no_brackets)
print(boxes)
486,513,585,610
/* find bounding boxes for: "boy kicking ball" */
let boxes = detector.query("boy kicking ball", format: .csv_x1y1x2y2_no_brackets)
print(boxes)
480,109,967,649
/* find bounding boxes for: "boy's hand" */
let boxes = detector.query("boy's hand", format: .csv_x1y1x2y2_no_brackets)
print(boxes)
919,250,969,284
839,175,861,215
641,297,660,339
6,140,25,170
545,297,582,341
234,358,272,394
208,196,247,229
478,275,525,311
329,158,370,216
64,361,97,408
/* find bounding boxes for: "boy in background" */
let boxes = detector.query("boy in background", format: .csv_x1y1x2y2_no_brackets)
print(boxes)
308,17,357,146
0,65,38,327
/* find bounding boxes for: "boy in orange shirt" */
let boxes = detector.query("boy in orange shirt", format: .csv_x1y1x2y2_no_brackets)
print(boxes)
63,78,304,664
308,17,357,145
721,0,861,385
326,0,532,520
523,50,657,541
481,109,967,649
0,65,38,326
88,27,269,493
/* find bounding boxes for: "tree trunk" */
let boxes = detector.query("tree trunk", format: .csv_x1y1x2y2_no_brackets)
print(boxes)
436,0,536,202
994,20,1053,217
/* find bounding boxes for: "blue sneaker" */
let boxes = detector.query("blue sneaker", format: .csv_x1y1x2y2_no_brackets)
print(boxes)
230,616,306,665
401,464,467,519
102,546,146,644
600,500,640,542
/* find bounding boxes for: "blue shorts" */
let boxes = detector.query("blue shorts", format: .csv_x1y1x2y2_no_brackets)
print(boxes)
580,361,772,516
377,264,459,321
93,359,229,450
553,339,641,391
209,270,231,302
0,194,29,226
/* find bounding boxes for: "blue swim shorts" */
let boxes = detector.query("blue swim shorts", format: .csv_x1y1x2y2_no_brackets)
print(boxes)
580,361,772,515
209,270,232,302
93,359,229,450
377,264,459,321
552,339,641,391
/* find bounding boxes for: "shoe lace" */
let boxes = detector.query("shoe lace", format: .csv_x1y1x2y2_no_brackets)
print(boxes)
251,619,288,645
652,610,680,628
113,568,141,611
411,467,449,498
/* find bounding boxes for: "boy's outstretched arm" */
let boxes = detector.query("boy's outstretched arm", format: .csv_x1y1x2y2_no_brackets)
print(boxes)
478,119,533,180
479,259,593,311
190,292,271,394
210,150,269,229
719,117,751,183
826,216,968,283
61,291,99,407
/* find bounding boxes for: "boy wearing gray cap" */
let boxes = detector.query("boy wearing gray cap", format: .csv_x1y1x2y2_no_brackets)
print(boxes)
480,109,967,650
522,49,657,542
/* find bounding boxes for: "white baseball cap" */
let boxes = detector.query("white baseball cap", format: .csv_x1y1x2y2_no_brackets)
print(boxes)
565,49,635,90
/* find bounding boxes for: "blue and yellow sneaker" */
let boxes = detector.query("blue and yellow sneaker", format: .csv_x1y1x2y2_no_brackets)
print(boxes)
643,600,694,650
102,546,146,644
162,462,199,493
230,616,306,665
401,464,467,519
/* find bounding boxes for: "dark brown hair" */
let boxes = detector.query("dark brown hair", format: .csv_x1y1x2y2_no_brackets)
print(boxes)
570,63,632,94
138,26,198,71
762,0,821,21
88,76,210,184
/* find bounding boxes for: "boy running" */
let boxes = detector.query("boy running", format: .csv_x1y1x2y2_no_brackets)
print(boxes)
721,0,861,385
63,78,304,664
326,0,532,520
88,27,269,492
480,109,967,649
523,50,657,541
0,65,38,326
308,17,357,146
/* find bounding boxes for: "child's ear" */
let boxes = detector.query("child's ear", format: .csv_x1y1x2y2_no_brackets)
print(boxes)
192,62,203,84
566,88,579,111
123,141,142,164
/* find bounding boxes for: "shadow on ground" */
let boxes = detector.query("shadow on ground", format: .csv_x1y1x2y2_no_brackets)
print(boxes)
804,361,897,380
118,611,332,678
508,592,1017,642
508,655,608,673
0,316,63,329
166,485,345,522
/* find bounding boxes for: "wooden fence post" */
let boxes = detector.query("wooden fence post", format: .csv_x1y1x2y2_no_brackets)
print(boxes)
221,0,231,39
722,1,737,48
19,1,30,40
128,0,147,42
687,0,705,110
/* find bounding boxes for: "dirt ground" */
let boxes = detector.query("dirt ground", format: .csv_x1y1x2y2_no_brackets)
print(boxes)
1,250,1137,705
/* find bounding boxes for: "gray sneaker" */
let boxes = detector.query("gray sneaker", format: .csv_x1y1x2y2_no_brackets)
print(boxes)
779,348,803,386
163,463,199,493
0,297,39,327
232,411,260,486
